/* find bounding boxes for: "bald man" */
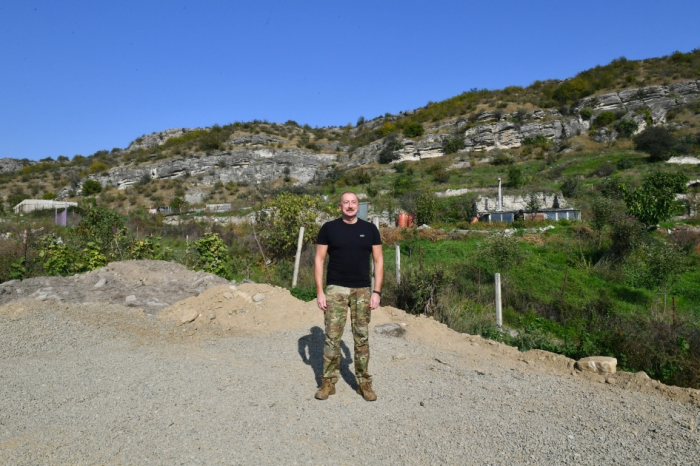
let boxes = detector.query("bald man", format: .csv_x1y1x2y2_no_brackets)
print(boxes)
314,192,383,401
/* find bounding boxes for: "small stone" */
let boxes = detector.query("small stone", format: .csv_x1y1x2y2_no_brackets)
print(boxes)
392,353,406,360
229,285,238,291
207,311,216,320
223,292,233,299
253,293,265,303
125,295,137,304
575,356,617,375
177,308,198,325
94,278,106,288
606,378,617,385
374,323,406,337
419,401,425,406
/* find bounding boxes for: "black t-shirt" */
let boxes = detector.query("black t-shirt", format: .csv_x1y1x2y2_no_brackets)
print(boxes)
316,218,382,288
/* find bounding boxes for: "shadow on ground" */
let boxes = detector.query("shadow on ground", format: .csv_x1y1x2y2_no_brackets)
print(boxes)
298,326,356,390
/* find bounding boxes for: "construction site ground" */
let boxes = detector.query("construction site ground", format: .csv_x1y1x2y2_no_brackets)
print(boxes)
1,261,699,465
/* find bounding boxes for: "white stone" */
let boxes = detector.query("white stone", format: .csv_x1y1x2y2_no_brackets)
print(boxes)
575,356,617,375
253,293,265,303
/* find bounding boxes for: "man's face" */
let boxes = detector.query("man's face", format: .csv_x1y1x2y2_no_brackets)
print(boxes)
339,193,359,217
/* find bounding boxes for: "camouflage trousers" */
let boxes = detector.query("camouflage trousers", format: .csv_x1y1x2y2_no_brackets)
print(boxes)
322,285,372,385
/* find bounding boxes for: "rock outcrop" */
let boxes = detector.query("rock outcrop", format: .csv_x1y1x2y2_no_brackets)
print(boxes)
126,128,196,152
0,158,34,174
62,148,337,195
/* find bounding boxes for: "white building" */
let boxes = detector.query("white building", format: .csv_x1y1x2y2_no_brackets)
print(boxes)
13,199,77,214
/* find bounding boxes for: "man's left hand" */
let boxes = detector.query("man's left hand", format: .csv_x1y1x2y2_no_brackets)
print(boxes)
370,293,380,310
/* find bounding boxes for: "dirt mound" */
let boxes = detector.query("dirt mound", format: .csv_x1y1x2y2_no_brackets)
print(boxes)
0,260,229,314
160,283,320,333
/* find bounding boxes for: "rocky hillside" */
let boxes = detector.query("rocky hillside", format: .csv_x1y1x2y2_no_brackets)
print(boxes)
1,50,699,207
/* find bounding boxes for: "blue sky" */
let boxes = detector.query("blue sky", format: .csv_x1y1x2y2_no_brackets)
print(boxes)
1,0,699,161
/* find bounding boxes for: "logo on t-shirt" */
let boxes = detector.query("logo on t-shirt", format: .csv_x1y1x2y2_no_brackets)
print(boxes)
360,234,365,237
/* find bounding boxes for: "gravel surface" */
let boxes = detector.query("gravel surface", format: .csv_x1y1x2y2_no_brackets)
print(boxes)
1,300,699,465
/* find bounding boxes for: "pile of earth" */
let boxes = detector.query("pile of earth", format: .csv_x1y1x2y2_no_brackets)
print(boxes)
0,260,230,314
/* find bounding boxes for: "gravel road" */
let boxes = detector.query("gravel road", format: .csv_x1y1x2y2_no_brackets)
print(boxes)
1,300,699,465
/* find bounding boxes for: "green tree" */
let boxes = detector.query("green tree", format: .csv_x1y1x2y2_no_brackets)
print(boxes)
442,136,466,154
415,191,438,225
633,127,676,161
82,179,103,195
621,171,688,228
258,193,332,260
506,166,524,188
191,233,231,279
589,196,616,247
403,122,425,138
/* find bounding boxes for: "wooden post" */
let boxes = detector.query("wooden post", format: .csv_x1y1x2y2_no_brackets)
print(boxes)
292,226,305,287
395,245,401,285
560,266,569,308
22,229,28,260
419,244,423,271
673,296,677,325
495,273,502,328
251,221,273,283
478,265,481,300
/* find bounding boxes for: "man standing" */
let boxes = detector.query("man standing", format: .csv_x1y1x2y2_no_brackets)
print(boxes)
314,192,383,401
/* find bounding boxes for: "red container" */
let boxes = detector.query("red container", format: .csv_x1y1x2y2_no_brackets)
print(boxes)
408,213,416,227
397,212,409,228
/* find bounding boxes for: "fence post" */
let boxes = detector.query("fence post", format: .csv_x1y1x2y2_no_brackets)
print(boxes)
395,245,401,285
23,229,28,260
495,272,502,328
292,226,305,288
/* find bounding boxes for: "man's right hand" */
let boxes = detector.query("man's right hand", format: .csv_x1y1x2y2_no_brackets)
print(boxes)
317,293,327,312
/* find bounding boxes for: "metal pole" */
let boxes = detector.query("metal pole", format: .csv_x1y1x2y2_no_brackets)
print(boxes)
495,272,502,327
395,245,401,285
292,226,305,287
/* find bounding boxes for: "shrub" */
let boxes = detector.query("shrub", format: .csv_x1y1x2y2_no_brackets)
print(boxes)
616,158,634,170
356,116,365,126
560,176,582,198
378,121,397,137
505,166,524,188
592,111,617,129
580,108,593,120
42,192,57,200
395,266,447,315
415,191,438,225
616,119,639,138
88,160,108,174
403,122,425,138
82,180,103,195
621,171,688,228
491,152,514,165
432,168,450,183
479,233,521,277
190,233,231,279
633,127,676,161
393,176,414,195
378,134,400,164
442,136,466,154
258,193,332,260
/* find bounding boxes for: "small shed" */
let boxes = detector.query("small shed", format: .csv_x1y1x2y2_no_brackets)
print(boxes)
13,199,77,214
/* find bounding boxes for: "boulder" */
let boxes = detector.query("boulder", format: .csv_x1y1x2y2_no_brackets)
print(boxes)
374,323,406,337
575,356,617,375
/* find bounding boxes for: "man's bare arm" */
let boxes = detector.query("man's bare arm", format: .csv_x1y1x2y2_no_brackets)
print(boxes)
370,244,384,310
314,244,329,311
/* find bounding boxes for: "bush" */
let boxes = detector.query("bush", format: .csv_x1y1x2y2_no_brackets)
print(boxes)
82,180,102,195
560,176,582,198
415,191,438,225
621,171,688,228
378,134,400,164
505,166,524,188
403,122,425,138
580,108,593,120
257,193,332,260
616,158,634,170
592,111,617,129
616,119,639,138
190,233,231,279
633,127,676,161
442,136,466,154
432,169,450,183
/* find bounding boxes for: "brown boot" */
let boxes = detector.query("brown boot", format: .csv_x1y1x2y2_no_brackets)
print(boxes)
314,379,336,400
356,381,377,401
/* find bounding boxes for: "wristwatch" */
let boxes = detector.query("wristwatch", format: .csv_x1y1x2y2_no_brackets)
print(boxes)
372,290,382,296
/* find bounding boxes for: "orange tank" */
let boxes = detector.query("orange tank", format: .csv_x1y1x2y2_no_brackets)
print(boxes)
397,212,409,228
408,213,416,227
